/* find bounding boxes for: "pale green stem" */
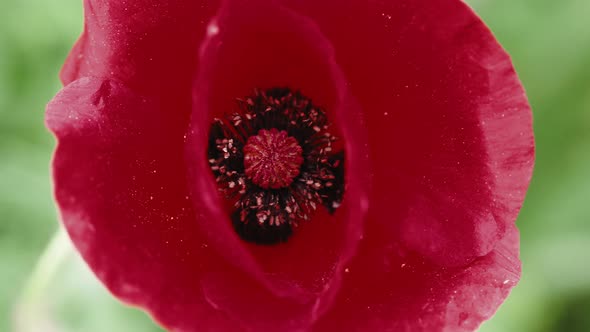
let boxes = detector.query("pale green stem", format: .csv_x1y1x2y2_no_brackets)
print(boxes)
13,227,72,332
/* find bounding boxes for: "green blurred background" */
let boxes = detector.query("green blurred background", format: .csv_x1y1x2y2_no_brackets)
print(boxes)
1,0,589,331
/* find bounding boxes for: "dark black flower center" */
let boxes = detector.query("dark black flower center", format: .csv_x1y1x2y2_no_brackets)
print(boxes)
207,88,344,245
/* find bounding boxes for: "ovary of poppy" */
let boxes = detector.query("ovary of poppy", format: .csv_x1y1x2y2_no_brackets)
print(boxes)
47,0,534,331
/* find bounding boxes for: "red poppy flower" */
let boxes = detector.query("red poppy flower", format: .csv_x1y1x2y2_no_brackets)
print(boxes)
46,0,534,331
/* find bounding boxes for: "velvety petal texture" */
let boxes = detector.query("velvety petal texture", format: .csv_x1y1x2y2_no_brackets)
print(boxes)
280,0,533,267
47,0,534,331
47,77,238,331
185,1,369,329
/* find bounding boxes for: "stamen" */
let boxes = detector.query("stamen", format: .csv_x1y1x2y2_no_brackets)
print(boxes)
207,88,345,244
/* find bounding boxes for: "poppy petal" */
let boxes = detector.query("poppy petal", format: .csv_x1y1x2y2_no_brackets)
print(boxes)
280,0,534,266
312,221,521,331
60,0,219,96
185,0,369,329
47,77,239,331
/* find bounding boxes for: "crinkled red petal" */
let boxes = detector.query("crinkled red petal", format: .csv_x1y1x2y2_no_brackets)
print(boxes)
61,0,218,96
276,0,533,330
47,77,241,331
312,222,521,331
280,0,534,266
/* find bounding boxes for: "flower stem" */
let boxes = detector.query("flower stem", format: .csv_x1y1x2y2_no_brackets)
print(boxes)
13,227,72,332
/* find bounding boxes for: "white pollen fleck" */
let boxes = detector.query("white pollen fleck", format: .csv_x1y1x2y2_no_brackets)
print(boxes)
384,112,389,116
207,23,219,36
360,196,369,211
345,268,350,273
